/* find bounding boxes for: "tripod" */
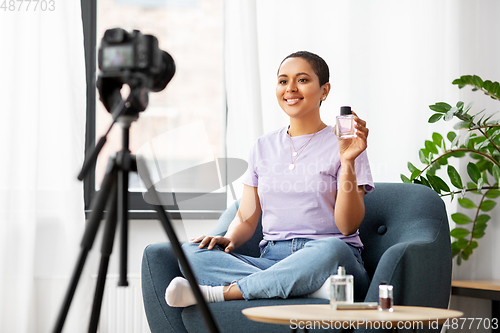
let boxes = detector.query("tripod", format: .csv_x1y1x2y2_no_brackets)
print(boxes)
53,91,220,333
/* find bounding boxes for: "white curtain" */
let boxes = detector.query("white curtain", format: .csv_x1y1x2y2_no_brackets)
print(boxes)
0,3,88,332
225,0,500,322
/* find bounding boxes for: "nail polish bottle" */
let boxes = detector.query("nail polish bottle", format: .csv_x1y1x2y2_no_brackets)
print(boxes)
336,106,357,139
330,266,354,309
378,282,394,312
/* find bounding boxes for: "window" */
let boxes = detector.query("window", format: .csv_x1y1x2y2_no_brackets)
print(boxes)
81,0,227,219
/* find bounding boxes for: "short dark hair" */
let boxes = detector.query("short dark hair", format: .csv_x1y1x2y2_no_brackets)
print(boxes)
278,51,330,86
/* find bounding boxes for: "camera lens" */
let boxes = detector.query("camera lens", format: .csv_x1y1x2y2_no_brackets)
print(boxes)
151,51,176,92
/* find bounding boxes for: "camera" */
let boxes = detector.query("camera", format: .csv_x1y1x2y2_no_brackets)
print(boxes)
97,28,175,113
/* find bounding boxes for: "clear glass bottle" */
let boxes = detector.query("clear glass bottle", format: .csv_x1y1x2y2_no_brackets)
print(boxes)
330,266,354,309
336,106,357,139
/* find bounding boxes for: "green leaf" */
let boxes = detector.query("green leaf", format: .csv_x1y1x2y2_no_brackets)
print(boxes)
476,214,491,225
477,177,485,191
419,176,431,189
474,223,487,232
425,140,439,154
407,162,419,173
476,159,491,172
410,169,420,180
464,132,474,149
486,189,500,199
429,102,452,113
472,75,484,88
454,121,470,130
428,113,444,123
464,102,473,114
447,165,463,189
472,229,486,239
492,165,500,184
463,245,473,257
456,238,469,249
482,170,489,186
467,162,481,183
452,77,464,86
492,82,500,96
480,200,497,212
419,149,428,164
450,151,466,158
432,132,444,148
447,131,457,142
458,198,476,209
401,174,411,183
444,110,455,121
450,227,471,238
426,175,441,193
437,156,449,166
433,174,450,192
451,213,472,224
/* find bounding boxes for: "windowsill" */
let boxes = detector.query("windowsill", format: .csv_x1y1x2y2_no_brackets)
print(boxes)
85,209,224,220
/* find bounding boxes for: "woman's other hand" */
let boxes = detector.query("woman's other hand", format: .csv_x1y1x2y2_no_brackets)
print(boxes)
191,235,235,253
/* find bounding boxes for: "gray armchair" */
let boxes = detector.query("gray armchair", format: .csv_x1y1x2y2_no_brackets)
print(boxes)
141,183,452,332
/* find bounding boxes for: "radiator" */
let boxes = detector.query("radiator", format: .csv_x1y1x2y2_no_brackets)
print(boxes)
91,275,151,333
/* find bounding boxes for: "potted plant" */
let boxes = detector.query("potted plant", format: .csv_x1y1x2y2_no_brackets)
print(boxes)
401,75,500,265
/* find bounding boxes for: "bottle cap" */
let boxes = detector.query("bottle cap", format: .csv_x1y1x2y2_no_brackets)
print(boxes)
379,283,393,298
337,266,346,276
340,106,352,115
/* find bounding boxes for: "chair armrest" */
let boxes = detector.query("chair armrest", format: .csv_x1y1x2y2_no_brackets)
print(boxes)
142,243,188,333
364,223,452,309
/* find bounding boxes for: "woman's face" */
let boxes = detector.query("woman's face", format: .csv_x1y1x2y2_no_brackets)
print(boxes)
276,57,329,121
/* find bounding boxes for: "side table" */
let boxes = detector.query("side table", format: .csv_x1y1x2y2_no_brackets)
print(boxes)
452,280,500,332
242,304,463,333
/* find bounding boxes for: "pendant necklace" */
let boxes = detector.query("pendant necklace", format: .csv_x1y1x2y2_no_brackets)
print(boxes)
288,123,324,170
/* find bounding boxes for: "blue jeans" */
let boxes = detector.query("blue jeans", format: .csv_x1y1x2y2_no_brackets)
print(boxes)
181,237,370,301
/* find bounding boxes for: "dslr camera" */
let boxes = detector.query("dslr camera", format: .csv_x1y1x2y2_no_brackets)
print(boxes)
97,28,175,113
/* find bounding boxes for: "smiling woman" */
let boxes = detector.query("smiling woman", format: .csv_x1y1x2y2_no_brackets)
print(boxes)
165,51,374,309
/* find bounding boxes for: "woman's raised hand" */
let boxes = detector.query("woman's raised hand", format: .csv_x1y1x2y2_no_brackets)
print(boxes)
191,235,235,253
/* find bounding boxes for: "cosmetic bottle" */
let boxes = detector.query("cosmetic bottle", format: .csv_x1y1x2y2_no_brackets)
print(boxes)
330,266,354,309
378,282,394,312
336,106,356,139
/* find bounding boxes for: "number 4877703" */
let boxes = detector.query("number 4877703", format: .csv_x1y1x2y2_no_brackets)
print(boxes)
1,0,55,11
442,317,499,330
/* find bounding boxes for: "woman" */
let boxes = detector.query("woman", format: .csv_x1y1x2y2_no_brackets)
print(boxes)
166,51,374,307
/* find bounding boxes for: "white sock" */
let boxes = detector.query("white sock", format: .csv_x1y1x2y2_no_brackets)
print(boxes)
165,277,225,307
308,278,331,300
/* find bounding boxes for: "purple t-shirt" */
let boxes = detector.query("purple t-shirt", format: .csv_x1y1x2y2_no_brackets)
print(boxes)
240,125,374,250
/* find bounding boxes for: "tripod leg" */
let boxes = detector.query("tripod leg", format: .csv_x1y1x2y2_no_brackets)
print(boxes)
118,167,129,287
88,182,119,333
137,158,220,333
53,159,117,333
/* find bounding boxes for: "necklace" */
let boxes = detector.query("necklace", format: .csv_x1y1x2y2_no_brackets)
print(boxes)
287,123,324,170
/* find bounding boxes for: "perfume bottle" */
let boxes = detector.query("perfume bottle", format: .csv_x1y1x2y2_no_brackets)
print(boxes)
378,282,394,312
336,106,357,139
330,266,354,309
